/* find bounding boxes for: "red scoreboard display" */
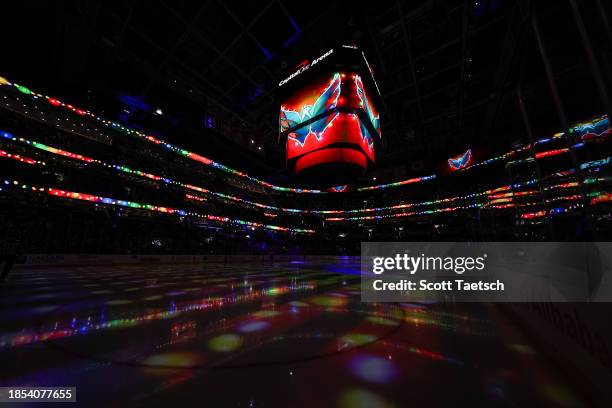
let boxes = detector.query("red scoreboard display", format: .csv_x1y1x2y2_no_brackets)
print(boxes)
278,45,382,183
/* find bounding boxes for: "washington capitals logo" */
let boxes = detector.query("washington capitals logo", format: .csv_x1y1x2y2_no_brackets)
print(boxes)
448,149,472,170
576,116,611,142
280,73,342,146
355,75,380,150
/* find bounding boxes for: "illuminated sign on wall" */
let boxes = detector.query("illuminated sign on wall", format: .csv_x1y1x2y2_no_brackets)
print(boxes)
329,185,348,192
448,149,472,171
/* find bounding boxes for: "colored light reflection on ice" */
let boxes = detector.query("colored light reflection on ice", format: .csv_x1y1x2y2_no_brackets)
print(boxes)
366,316,400,326
338,333,378,348
237,320,270,333
378,340,464,366
541,384,584,408
105,299,133,306
143,295,163,301
1,282,312,348
337,387,393,408
208,334,242,352
267,287,283,296
308,295,347,307
143,352,202,368
507,343,538,355
348,354,398,383
251,310,280,318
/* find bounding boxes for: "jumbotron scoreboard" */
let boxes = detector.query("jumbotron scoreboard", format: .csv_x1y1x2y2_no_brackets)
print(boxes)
278,45,382,183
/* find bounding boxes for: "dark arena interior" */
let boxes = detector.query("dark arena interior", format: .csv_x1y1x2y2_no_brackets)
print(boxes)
1,0,612,406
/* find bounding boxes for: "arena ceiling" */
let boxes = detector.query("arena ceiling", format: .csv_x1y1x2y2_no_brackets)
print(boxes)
3,0,608,177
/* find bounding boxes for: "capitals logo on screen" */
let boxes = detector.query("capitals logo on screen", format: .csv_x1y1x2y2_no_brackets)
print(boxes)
280,73,341,146
355,74,380,149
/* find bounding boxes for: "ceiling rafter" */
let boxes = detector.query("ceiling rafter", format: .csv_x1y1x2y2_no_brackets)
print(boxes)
100,7,258,128
396,0,424,123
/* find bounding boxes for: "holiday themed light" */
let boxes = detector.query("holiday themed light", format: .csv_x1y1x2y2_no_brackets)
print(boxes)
521,210,546,219
356,175,436,191
6,124,608,224
1,75,609,215
0,76,441,194
0,178,315,234
0,149,42,165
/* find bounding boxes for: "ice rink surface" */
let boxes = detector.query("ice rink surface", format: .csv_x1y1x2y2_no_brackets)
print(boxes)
0,262,590,407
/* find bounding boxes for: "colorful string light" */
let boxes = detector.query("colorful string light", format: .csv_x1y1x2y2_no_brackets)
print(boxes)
0,130,313,214
0,76,439,194
459,116,609,172
0,149,42,165
1,75,610,225
535,148,569,159
4,127,608,225
0,179,315,234
356,175,436,191
590,192,612,205
520,211,547,220
323,173,610,223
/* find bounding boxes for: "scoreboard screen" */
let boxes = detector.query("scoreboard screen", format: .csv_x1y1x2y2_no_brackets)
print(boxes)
278,46,382,181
